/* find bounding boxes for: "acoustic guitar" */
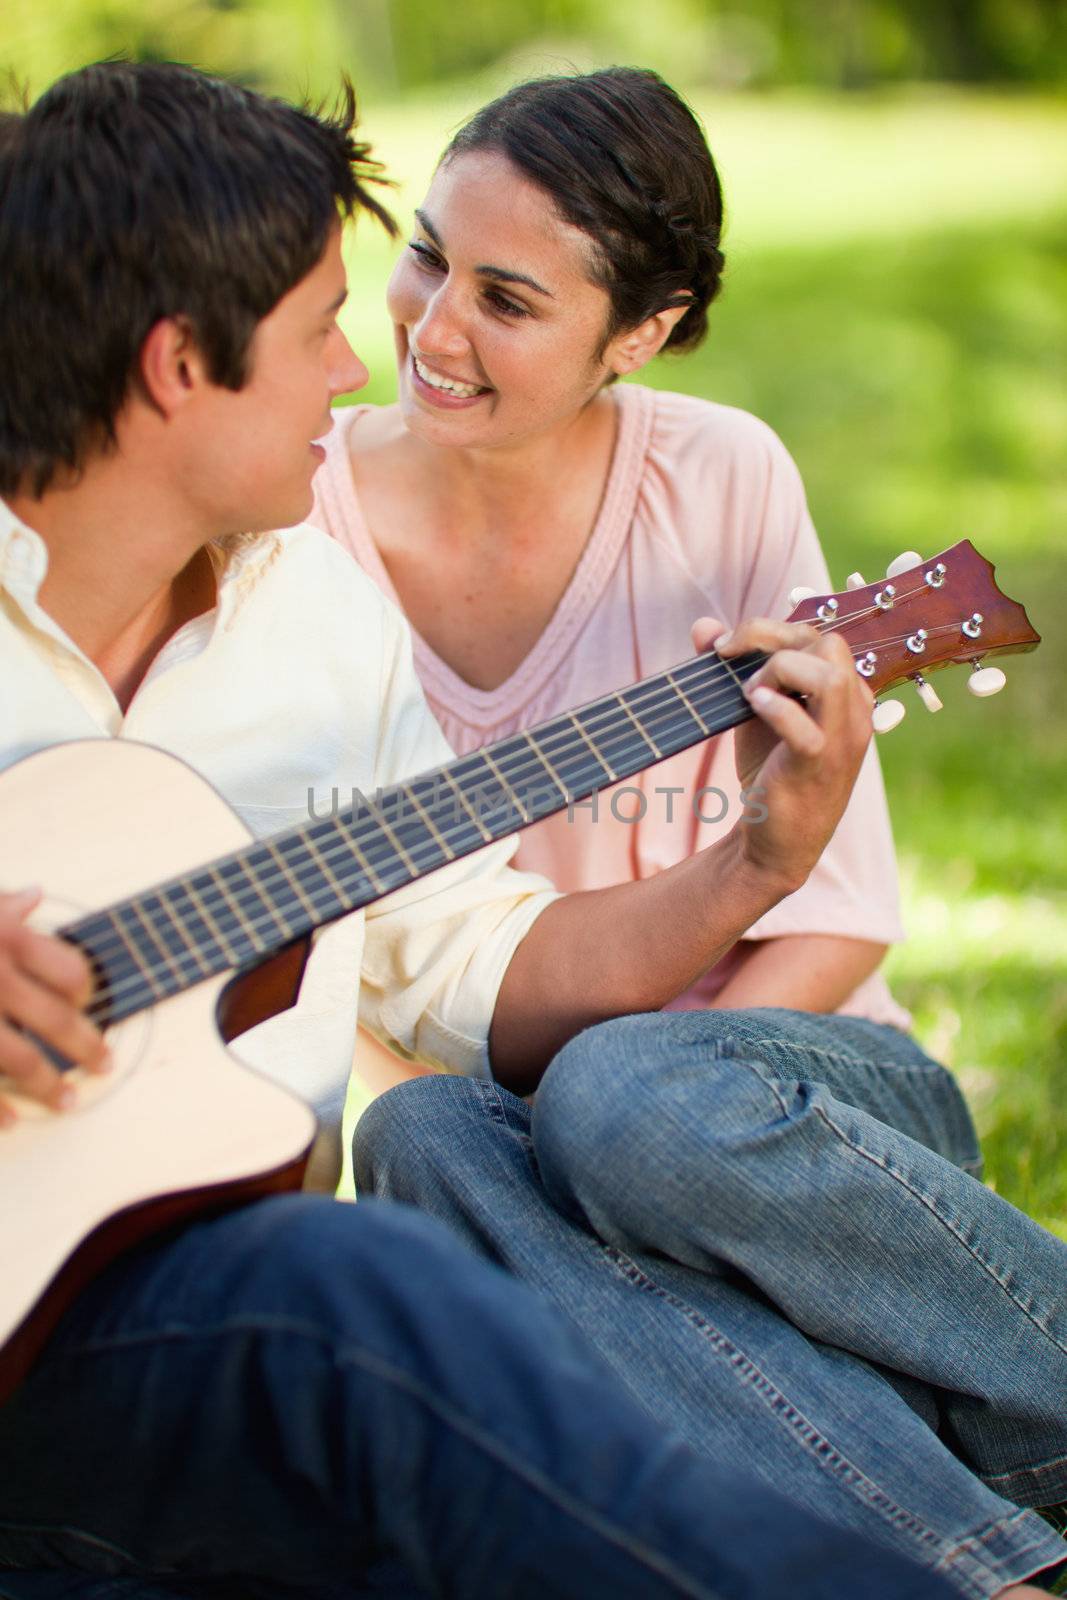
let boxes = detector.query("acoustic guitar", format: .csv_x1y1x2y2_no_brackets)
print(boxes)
0,540,1040,1400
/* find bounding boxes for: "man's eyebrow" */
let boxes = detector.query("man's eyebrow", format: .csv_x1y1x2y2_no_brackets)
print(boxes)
323,288,348,316
413,208,553,299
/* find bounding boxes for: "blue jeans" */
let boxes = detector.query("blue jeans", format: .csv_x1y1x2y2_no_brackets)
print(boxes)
0,1189,970,1600
353,1010,1067,1596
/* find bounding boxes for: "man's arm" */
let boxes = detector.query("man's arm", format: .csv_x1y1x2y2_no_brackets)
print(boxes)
489,616,876,1094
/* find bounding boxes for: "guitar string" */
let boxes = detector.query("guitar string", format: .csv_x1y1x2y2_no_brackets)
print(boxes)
76,609,976,1020
76,597,970,1016
76,607,975,1019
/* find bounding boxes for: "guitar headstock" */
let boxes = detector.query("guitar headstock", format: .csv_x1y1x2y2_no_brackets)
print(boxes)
786,540,1040,715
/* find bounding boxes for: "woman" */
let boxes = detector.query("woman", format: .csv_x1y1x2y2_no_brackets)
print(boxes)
309,68,1066,1595
311,68,909,1098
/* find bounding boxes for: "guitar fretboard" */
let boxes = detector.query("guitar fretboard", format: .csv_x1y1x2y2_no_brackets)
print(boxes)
66,648,764,1027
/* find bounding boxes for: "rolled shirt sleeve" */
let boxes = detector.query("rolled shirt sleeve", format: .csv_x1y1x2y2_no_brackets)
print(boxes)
359,598,560,1077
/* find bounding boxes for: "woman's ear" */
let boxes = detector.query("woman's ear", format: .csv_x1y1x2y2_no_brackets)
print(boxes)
604,301,692,378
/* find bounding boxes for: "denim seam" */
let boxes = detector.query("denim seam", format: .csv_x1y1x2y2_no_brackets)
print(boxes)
734,1037,946,1073
983,1453,1067,1493
810,1099,1067,1358
38,1318,721,1600
596,1247,946,1551
940,1507,1067,1592
596,1248,1057,1600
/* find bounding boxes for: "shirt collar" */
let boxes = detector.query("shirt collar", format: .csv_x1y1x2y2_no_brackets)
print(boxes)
0,499,283,636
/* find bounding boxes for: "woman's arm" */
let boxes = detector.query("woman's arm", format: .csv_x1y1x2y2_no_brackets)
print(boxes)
708,934,888,1014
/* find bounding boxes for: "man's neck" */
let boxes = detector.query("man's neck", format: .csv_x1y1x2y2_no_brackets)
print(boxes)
9,455,219,712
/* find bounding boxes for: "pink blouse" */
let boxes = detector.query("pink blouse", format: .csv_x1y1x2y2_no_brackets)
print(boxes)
312,384,910,1029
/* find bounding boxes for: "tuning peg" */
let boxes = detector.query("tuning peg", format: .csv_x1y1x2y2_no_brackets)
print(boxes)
872,699,906,733
788,585,816,607
886,550,922,579
845,572,867,591
967,665,1006,698
913,674,943,713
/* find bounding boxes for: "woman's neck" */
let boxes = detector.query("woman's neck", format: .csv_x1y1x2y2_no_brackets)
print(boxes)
350,391,621,691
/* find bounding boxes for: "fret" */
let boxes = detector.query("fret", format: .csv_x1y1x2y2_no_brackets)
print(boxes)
518,732,574,810
124,894,195,990
328,815,390,896
359,792,421,876
402,784,458,860
663,670,711,739
487,731,573,824
568,702,642,781
437,768,493,844
143,889,214,980
70,909,161,1027
262,837,321,922
103,905,169,1001
174,875,246,967
202,860,279,956
614,695,663,761
479,748,532,824
301,823,360,903
714,653,748,695
564,712,617,783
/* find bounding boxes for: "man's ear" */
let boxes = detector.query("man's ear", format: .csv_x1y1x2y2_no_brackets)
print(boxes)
138,316,209,418
604,301,692,379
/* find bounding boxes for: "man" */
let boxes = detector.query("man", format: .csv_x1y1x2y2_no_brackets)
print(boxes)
0,62,1061,1598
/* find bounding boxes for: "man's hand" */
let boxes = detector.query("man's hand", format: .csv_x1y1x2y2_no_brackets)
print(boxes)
0,888,109,1125
693,615,874,895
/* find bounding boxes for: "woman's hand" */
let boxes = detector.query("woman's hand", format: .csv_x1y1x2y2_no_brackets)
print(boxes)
0,888,109,1124
692,615,874,895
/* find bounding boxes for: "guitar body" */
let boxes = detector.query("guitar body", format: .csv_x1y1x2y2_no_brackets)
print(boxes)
0,741,317,1401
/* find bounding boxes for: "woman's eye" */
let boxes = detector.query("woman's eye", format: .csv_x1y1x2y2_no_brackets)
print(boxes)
408,240,445,272
486,289,529,320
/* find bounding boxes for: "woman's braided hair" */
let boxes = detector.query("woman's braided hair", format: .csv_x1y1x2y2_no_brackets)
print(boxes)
443,67,725,357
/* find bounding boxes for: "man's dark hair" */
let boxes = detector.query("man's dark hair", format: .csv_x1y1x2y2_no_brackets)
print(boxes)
444,68,724,364
0,61,396,496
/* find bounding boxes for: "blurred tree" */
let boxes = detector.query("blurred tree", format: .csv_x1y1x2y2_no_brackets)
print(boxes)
3,0,1065,98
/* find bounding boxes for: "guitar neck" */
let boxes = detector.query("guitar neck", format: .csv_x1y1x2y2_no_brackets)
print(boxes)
67,648,764,1027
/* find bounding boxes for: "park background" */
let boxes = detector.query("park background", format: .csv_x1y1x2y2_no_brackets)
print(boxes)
3,0,1065,1233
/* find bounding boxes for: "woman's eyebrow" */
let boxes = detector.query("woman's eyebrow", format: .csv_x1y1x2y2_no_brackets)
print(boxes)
414,207,554,298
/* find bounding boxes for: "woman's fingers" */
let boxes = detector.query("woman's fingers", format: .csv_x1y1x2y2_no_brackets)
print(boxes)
715,619,872,747
691,616,726,654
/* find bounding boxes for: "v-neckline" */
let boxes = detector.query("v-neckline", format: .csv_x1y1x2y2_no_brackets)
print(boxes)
336,385,654,728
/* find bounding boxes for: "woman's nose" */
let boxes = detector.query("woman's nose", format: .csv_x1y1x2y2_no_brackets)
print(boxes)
414,286,471,358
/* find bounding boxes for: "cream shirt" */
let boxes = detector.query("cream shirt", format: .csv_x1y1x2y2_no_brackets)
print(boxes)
0,508,559,1185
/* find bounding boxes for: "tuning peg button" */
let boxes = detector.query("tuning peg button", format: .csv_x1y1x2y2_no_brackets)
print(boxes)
886,550,922,580
872,700,906,733
914,674,943,713
788,585,816,608
967,666,1006,698
846,572,867,591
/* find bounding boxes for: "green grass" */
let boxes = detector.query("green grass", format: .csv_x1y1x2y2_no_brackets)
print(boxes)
338,87,1067,1233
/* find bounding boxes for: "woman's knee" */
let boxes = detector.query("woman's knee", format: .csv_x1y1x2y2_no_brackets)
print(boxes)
352,1074,486,1195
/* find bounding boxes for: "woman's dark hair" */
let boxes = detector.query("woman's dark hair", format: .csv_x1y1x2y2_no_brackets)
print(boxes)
443,67,725,359
0,62,396,496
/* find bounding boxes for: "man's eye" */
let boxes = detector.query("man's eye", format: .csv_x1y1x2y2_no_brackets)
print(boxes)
408,241,445,271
